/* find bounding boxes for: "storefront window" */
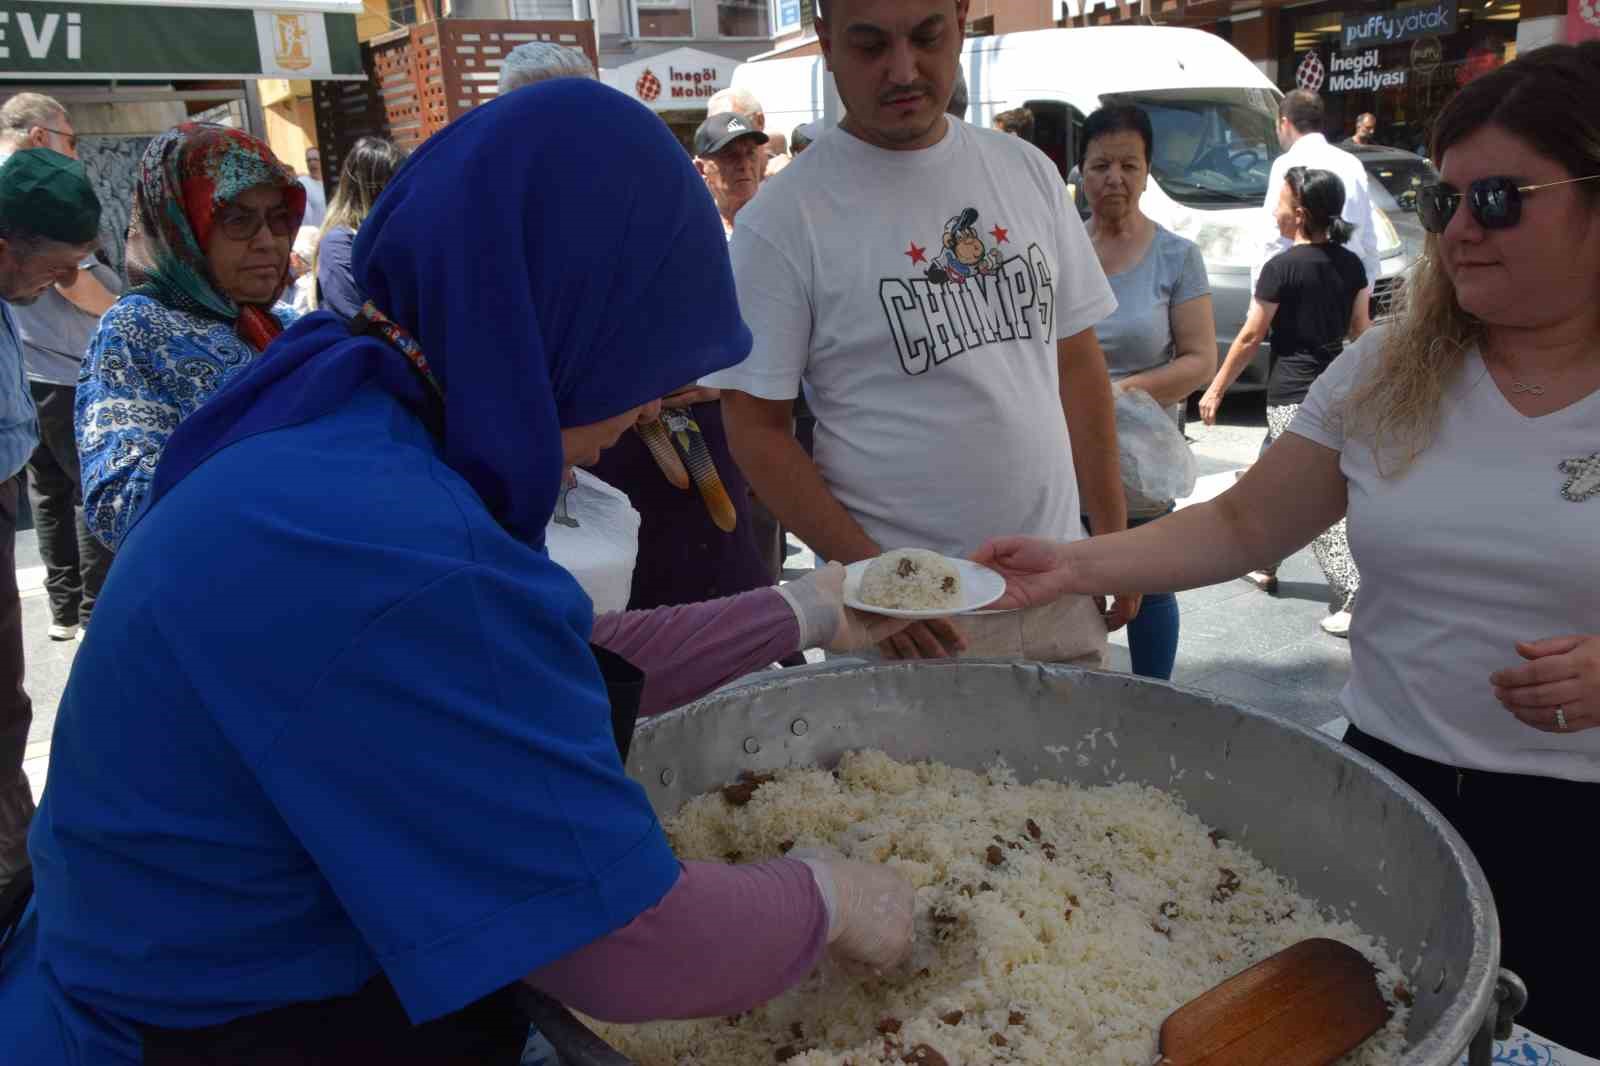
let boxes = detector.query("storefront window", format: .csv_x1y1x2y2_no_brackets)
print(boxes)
636,0,693,38
1283,1,1522,158
1101,89,1283,208
718,0,771,37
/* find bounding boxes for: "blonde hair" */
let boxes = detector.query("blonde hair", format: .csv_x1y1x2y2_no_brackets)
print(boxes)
1340,244,1482,475
1342,42,1600,475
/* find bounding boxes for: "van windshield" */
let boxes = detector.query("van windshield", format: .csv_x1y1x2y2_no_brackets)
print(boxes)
1100,88,1281,207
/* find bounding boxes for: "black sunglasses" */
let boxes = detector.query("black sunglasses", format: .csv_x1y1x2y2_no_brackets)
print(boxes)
1416,173,1600,234
214,205,297,242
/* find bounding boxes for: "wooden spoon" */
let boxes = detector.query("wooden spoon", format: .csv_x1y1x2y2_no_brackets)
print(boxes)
1157,937,1391,1066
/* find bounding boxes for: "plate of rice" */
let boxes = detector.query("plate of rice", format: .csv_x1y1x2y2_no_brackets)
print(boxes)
844,549,1006,618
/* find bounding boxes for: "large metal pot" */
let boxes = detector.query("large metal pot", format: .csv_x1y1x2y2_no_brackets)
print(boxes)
536,660,1520,1066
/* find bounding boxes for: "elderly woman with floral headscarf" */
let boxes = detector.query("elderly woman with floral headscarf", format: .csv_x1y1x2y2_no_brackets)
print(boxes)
75,124,304,551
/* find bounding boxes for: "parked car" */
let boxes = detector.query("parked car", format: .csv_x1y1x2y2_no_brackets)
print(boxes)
1346,143,1438,318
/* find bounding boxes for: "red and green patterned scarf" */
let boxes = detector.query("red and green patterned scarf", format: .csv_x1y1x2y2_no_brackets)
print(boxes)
125,123,306,352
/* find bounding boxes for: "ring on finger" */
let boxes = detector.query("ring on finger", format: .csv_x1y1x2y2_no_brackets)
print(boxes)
1555,706,1568,731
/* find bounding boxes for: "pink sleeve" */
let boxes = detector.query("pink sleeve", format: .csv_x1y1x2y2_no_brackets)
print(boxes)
526,858,828,1023
590,589,800,718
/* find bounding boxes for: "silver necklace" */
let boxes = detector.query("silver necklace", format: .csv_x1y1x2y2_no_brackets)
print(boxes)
1511,380,1546,397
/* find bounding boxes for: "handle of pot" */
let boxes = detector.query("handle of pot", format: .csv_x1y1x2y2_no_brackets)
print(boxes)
1465,969,1527,1066
513,986,638,1066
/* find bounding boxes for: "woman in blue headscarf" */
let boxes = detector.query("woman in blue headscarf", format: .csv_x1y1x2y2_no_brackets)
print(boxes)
0,81,914,1064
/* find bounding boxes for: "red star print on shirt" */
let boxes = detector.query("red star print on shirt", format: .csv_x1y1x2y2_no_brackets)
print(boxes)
990,224,1009,244
905,241,927,265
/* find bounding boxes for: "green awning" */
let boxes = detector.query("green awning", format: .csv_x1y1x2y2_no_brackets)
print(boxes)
0,1,362,80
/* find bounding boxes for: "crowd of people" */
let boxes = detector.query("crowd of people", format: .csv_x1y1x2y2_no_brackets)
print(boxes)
0,3,1595,1059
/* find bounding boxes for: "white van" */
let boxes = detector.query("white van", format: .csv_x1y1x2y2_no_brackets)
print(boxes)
732,26,1409,390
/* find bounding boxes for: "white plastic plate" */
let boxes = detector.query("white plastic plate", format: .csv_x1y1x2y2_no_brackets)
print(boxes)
842,556,1007,619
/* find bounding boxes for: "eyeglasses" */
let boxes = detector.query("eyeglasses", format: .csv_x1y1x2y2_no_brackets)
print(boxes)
1416,174,1600,234
37,127,77,152
214,205,297,242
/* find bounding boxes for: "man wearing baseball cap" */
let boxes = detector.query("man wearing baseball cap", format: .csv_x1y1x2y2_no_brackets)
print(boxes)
694,112,768,239
0,148,101,892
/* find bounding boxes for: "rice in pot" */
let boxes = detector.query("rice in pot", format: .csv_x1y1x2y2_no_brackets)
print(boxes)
589,751,1411,1066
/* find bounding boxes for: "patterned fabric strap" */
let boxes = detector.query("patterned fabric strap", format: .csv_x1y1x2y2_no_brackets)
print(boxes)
355,301,445,402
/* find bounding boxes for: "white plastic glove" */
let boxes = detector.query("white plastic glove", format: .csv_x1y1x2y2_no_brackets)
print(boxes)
776,562,918,653
798,856,916,974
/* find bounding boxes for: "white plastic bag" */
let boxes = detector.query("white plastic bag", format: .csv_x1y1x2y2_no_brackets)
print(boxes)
543,469,641,614
1114,385,1197,512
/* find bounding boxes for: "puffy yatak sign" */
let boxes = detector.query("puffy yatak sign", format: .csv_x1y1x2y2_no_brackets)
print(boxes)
1341,1,1456,50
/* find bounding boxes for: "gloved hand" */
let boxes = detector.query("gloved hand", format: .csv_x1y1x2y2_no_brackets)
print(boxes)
776,562,926,653
798,856,916,974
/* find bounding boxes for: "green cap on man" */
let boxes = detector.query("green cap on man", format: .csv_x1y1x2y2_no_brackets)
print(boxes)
0,149,101,244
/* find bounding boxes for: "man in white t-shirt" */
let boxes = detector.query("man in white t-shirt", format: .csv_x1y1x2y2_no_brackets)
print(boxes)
1254,90,1381,293
707,0,1130,662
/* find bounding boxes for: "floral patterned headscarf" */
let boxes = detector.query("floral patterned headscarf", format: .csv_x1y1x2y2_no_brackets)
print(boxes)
125,123,306,352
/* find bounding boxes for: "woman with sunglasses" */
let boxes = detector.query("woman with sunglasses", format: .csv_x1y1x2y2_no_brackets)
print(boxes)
975,42,1600,1047
76,124,305,551
1199,165,1370,637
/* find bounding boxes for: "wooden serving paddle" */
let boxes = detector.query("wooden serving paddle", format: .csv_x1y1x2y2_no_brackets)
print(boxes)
1157,938,1391,1066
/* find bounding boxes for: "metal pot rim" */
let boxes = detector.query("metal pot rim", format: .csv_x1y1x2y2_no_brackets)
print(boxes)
638,659,1501,1064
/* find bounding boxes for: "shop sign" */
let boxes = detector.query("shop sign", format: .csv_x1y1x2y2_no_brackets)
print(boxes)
0,0,361,78
602,47,734,113
1570,0,1600,45
1295,50,1325,93
1327,49,1407,93
1410,36,1443,74
1341,0,1455,51
776,0,801,32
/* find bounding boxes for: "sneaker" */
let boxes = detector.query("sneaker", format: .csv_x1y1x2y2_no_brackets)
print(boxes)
1243,570,1279,595
48,622,79,641
1320,610,1353,638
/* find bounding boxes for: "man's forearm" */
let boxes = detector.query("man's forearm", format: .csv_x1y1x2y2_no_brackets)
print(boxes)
739,427,878,564
1061,342,1126,538
722,396,879,564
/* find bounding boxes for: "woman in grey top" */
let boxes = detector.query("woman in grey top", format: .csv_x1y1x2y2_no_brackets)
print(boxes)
1083,105,1216,679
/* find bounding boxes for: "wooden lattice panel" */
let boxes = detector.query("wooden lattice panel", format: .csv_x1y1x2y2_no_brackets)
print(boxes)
310,19,601,185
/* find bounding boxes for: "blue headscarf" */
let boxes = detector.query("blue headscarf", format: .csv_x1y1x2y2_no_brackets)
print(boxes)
147,79,751,546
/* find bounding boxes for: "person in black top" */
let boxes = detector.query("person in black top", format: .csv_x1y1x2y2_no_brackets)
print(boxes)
1200,166,1371,636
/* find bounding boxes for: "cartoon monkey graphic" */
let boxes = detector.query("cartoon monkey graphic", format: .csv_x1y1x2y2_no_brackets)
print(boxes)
925,207,1002,286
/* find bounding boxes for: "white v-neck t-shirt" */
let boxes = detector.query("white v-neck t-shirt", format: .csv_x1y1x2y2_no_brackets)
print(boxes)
1290,327,1600,781
704,118,1117,558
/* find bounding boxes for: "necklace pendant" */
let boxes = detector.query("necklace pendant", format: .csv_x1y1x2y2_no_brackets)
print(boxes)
1511,380,1546,397
1560,453,1600,502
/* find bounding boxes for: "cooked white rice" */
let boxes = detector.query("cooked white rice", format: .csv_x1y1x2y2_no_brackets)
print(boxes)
858,550,961,611
590,751,1411,1066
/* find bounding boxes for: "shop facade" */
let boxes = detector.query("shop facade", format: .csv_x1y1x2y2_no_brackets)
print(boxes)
2,0,362,271
600,44,738,149
1279,0,1529,153
1065,2,1572,152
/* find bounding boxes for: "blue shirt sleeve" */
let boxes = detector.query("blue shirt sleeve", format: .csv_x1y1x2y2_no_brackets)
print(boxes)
251,561,680,1024
316,228,364,320
76,301,176,550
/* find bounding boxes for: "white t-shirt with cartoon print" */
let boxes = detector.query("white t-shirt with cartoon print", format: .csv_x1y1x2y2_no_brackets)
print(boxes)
705,118,1117,558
